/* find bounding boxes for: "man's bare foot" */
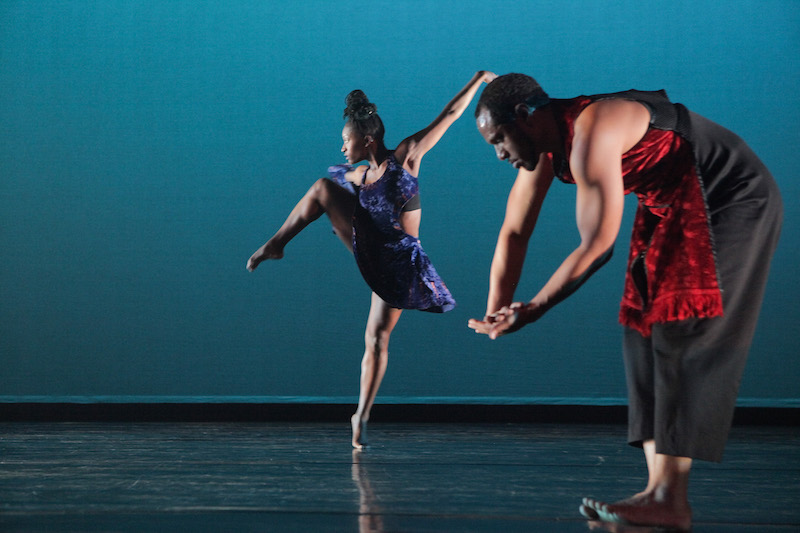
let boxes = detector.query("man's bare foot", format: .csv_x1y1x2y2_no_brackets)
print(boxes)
351,414,368,449
582,494,692,531
247,241,284,271
580,503,600,520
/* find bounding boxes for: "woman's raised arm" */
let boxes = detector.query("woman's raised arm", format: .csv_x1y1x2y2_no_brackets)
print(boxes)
395,71,496,174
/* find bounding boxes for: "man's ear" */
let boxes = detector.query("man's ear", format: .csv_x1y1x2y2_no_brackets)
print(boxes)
513,103,531,121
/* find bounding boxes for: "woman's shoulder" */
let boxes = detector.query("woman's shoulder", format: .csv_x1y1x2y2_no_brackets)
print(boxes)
327,164,367,190
347,165,369,182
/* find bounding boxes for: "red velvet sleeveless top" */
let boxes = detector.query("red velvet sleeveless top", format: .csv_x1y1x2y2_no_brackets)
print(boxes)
548,95,722,336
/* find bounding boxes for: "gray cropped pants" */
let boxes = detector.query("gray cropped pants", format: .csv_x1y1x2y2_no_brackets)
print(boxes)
622,167,783,463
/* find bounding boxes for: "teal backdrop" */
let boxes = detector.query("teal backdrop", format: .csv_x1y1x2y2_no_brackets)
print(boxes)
2,0,798,407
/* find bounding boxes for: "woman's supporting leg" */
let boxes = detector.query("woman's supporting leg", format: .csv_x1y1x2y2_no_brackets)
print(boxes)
248,178,355,270
351,293,402,448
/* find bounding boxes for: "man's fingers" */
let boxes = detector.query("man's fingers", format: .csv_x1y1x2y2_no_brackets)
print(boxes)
489,320,511,339
468,319,494,335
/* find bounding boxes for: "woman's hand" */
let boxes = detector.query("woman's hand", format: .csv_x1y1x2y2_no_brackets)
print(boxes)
479,70,498,84
468,302,544,339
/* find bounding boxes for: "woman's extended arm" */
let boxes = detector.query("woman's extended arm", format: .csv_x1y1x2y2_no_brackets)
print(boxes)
395,71,496,174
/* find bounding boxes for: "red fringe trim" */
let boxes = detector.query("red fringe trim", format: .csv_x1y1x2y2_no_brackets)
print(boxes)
619,291,723,337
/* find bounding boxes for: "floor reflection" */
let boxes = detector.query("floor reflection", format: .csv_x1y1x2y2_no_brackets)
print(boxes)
352,449,385,533
587,519,678,533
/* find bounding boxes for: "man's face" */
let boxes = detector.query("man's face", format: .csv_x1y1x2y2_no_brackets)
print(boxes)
476,108,540,171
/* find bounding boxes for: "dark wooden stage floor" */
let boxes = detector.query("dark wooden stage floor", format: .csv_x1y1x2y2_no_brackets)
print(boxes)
1,422,797,532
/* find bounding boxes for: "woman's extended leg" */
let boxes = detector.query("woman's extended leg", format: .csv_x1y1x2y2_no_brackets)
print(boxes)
247,178,355,271
351,292,403,449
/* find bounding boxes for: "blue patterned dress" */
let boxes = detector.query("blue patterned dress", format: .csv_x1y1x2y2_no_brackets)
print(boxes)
327,154,455,313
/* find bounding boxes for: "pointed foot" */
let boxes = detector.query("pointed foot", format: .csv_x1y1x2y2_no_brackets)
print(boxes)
351,414,368,449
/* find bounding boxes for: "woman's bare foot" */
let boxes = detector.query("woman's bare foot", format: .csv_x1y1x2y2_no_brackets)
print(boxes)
247,240,284,271
582,493,692,531
351,414,368,449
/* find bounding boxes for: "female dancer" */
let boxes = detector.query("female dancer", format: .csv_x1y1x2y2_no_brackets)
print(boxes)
248,71,496,448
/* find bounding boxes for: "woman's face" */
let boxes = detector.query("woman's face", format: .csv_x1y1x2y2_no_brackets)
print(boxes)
341,124,367,164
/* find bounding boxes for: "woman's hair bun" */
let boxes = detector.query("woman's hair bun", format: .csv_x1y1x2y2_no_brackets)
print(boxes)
344,90,377,121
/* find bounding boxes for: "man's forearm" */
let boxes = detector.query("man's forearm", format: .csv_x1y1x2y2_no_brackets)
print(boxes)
486,234,529,315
